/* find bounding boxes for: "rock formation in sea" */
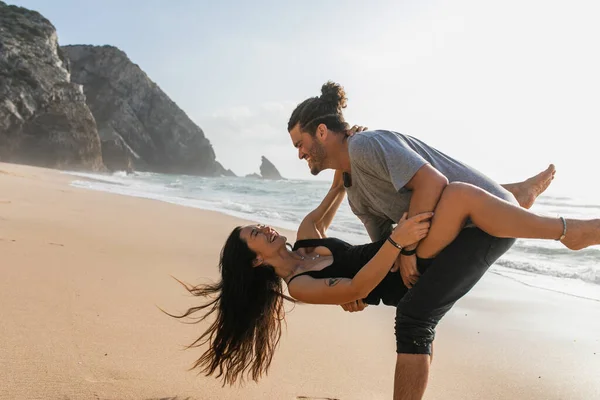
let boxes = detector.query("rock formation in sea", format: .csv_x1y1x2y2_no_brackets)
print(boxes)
61,44,228,176
220,166,237,177
0,1,104,170
245,156,284,179
259,156,284,179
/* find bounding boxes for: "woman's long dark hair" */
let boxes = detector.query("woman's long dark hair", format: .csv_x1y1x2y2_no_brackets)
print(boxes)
166,227,295,386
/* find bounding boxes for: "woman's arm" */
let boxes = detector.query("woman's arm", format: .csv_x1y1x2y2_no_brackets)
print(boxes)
296,170,347,241
316,171,347,236
289,212,433,304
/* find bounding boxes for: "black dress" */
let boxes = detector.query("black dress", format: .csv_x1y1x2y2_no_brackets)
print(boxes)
288,237,408,306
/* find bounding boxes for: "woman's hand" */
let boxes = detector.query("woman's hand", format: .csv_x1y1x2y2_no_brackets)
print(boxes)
345,125,369,136
390,212,432,288
390,212,433,248
340,299,368,312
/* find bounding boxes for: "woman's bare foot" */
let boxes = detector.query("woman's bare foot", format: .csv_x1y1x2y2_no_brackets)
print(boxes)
561,218,600,250
503,164,556,209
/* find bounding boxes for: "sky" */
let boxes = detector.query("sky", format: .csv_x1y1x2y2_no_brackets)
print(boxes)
8,0,600,199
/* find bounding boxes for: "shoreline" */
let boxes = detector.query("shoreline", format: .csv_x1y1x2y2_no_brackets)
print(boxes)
1,162,599,400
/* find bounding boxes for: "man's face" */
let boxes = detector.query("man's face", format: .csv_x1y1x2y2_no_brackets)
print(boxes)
289,124,328,175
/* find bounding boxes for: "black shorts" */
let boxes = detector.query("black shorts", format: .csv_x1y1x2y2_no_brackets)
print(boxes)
394,227,516,354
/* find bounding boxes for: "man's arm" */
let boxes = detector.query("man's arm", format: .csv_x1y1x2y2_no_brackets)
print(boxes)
391,164,448,287
349,133,449,287
403,164,449,250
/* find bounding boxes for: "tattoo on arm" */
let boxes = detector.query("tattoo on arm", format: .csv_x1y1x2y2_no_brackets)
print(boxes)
325,278,341,287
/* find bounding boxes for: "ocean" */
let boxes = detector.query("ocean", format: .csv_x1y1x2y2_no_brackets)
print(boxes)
65,171,600,301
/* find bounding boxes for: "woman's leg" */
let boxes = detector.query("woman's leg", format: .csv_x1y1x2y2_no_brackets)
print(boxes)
417,182,600,258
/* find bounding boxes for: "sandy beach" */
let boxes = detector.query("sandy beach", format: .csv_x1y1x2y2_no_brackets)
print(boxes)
1,162,599,400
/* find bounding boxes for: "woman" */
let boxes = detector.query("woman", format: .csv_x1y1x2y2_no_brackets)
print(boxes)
168,169,599,386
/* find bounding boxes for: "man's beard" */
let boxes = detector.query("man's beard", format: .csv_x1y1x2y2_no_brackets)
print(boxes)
310,164,321,175
309,142,327,175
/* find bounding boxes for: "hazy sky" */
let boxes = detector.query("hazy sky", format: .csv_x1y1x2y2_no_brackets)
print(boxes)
9,0,600,198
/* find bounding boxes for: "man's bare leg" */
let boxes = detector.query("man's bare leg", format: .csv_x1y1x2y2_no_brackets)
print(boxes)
502,164,556,209
393,354,430,400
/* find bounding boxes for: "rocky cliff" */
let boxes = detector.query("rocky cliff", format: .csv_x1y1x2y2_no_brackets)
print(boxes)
61,45,226,175
0,1,103,170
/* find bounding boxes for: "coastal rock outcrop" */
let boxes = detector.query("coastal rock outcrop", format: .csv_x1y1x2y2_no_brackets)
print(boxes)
259,156,284,180
0,1,104,170
245,173,262,179
61,44,224,175
245,156,284,180
218,163,237,177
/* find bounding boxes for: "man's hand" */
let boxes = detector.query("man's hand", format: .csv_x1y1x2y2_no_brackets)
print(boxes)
340,299,368,312
394,254,420,289
346,125,369,137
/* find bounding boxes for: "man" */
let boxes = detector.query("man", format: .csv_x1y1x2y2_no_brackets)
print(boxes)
287,81,554,400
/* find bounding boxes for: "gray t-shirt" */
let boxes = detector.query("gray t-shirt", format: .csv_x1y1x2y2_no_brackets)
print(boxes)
346,130,517,241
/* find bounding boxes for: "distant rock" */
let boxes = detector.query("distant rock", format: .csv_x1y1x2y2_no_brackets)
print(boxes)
217,163,237,177
0,1,104,170
61,44,223,176
244,156,284,180
259,156,284,180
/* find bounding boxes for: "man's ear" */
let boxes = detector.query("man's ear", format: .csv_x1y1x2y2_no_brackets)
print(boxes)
252,257,263,267
316,123,328,140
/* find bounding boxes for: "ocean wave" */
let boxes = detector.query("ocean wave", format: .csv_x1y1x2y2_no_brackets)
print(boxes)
64,171,130,185
220,199,254,213
535,198,600,210
256,210,283,220
511,241,600,261
111,171,130,178
496,258,600,285
166,179,184,189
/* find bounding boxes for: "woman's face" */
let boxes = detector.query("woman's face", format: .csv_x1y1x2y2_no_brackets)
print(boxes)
239,224,287,263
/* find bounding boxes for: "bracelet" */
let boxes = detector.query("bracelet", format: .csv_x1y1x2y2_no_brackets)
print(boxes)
557,216,567,241
400,247,417,256
386,236,403,251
